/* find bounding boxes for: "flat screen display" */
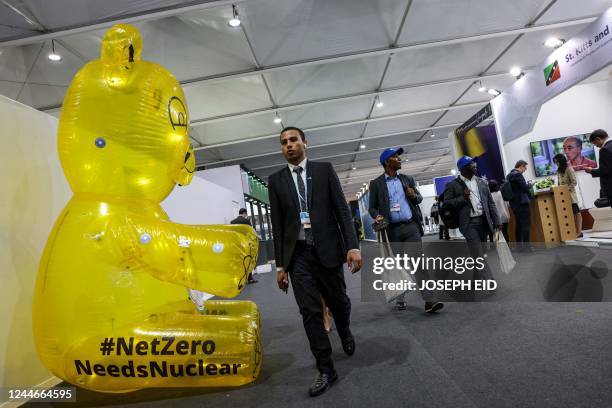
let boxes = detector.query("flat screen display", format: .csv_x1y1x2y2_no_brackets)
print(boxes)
530,134,598,177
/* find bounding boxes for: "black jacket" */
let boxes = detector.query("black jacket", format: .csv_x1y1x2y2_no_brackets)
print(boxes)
591,139,612,201
368,173,424,236
507,169,531,207
268,160,358,269
442,176,500,234
230,216,251,226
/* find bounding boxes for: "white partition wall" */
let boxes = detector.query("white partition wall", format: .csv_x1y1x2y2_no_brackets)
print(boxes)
162,174,243,224
502,77,612,209
196,165,246,212
0,95,70,396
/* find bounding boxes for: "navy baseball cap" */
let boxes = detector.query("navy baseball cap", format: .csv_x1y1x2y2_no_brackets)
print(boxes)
379,147,404,165
456,155,475,169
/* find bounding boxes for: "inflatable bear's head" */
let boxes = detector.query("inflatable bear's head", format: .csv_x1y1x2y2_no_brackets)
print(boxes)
58,24,194,202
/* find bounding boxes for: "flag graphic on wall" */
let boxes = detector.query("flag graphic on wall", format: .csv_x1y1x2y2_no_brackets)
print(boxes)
544,60,561,86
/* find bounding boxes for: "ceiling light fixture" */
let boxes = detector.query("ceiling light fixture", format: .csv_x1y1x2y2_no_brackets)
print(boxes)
430,133,435,138
476,80,486,92
375,95,384,108
544,37,565,48
273,112,282,124
450,169,457,175
487,88,501,96
48,39,62,62
359,143,366,149
509,67,523,78
352,166,357,170
228,4,241,27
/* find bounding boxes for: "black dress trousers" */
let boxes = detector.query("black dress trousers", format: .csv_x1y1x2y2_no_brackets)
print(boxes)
288,241,351,374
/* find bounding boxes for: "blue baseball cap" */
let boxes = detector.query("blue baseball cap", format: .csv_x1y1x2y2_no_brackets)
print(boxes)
379,147,404,165
456,155,475,170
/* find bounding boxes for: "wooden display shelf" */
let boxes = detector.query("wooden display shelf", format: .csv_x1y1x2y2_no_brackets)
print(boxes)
508,185,576,243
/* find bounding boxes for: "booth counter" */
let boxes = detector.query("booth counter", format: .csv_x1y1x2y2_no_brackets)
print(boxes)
509,185,577,244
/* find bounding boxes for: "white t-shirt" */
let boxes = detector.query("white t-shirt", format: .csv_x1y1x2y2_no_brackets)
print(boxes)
460,175,484,217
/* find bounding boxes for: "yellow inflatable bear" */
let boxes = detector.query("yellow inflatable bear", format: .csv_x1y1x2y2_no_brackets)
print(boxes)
32,24,261,392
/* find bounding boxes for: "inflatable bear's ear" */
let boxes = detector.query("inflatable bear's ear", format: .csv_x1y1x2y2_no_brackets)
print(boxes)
101,24,142,88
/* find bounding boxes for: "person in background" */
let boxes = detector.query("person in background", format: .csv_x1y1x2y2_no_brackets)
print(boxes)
435,195,450,240
353,216,363,241
554,154,582,238
231,208,258,283
488,180,509,242
231,208,251,225
563,136,597,171
443,156,500,282
368,147,443,313
585,129,612,206
507,160,532,248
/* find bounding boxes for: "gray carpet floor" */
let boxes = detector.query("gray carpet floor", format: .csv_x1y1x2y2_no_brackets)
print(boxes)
34,238,612,408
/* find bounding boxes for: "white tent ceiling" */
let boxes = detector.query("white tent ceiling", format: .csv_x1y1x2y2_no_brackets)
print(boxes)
1,0,611,199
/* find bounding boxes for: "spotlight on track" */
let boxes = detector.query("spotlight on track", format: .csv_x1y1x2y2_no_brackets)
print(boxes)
228,5,241,27
48,40,62,62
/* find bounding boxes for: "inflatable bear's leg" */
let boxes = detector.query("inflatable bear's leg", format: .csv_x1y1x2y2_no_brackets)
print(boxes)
62,300,261,392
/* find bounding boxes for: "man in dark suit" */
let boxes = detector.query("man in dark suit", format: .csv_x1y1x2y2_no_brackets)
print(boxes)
585,129,612,205
443,156,500,281
368,147,443,313
268,126,361,397
507,160,532,245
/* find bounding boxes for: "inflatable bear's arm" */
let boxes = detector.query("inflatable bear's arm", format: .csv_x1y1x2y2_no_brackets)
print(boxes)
112,215,258,298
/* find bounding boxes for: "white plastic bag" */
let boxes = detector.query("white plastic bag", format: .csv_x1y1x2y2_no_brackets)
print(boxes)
494,230,516,275
377,229,414,302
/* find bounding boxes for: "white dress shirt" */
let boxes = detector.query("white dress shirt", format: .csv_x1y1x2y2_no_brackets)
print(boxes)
460,175,484,217
287,157,308,240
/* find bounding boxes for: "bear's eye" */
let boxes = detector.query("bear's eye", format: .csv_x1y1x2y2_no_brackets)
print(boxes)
168,96,187,130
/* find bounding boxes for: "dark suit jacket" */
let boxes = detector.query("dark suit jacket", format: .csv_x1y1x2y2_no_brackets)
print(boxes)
442,176,500,234
591,140,612,201
507,169,531,207
230,216,251,226
368,173,424,235
268,160,358,269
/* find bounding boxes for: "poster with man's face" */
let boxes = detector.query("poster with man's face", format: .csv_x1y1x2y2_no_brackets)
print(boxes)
530,134,598,177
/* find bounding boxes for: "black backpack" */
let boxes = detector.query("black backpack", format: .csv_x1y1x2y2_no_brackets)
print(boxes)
500,176,514,201
438,180,459,229
439,178,474,229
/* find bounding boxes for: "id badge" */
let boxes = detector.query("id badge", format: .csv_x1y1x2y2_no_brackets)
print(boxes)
300,211,311,228
390,203,401,212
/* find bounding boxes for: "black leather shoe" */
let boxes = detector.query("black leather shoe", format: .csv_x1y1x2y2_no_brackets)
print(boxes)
341,333,355,356
425,301,444,313
309,371,338,397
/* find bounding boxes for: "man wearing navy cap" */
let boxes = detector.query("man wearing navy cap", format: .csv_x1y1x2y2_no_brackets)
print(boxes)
443,156,500,281
368,147,443,313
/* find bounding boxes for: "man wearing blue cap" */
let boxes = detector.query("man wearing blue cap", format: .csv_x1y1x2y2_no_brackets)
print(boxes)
368,147,443,313
443,156,500,281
